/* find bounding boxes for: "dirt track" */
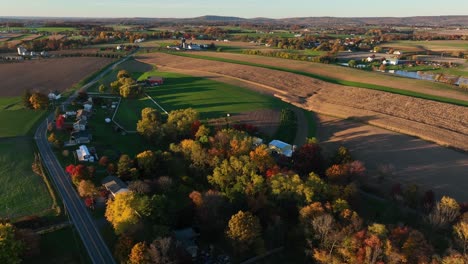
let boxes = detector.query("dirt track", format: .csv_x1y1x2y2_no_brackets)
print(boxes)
137,53,468,152
137,53,468,201
0,57,113,96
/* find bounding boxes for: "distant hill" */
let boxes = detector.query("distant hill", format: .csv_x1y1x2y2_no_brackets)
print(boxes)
0,15,467,26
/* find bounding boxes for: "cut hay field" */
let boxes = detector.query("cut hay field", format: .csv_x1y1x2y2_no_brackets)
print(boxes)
171,51,468,104
380,40,468,52
137,53,468,151
0,57,114,96
0,137,53,219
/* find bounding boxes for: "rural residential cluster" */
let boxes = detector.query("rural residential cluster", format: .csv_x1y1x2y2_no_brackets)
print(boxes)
0,4,467,264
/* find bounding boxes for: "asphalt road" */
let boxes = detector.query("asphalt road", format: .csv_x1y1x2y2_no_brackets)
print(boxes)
34,53,135,264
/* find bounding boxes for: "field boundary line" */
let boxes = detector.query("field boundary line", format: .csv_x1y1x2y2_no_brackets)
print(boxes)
111,97,137,133
144,92,169,114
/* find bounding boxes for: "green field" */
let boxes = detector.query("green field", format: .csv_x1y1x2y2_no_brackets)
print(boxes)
27,227,90,264
0,137,52,219
164,52,468,107
113,71,289,132
0,97,47,137
0,27,77,33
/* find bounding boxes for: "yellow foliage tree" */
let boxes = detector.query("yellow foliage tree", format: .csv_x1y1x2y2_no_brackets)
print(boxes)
128,242,149,264
226,210,262,252
105,192,150,234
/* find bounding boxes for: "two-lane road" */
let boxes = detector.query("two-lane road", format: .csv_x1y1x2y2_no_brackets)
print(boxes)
34,53,136,263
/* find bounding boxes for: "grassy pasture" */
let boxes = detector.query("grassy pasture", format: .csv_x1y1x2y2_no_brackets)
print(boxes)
0,137,52,219
0,97,46,137
113,70,289,131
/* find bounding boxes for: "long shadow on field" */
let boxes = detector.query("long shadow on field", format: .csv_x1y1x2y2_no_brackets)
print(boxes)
317,116,468,202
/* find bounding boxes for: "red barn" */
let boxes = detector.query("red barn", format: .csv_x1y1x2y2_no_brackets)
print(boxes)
147,76,164,86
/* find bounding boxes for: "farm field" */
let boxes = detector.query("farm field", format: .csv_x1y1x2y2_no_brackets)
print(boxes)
380,40,468,52
0,57,114,96
140,53,468,201
137,52,468,152
0,97,46,137
0,137,53,219
113,69,290,132
174,51,468,103
316,114,468,202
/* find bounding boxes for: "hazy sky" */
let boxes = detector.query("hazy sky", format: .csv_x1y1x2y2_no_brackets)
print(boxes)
0,0,466,18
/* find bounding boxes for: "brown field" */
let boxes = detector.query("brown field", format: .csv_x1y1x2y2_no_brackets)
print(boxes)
137,53,468,201
137,53,468,152
209,109,280,137
317,114,468,202
0,57,114,96
46,34,66,40
192,51,468,102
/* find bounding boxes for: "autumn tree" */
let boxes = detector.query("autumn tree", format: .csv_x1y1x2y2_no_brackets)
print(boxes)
428,196,460,228
137,107,164,145
22,89,32,109
98,84,106,93
105,192,151,234
114,235,133,264
292,141,323,176
0,223,24,264
163,108,199,140
269,172,328,205
189,190,228,233
249,144,275,173
117,154,134,180
454,219,468,257
129,242,149,264
136,150,157,177
147,237,190,263
117,70,130,79
226,211,263,253
29,92,49,110
208,155,265,200
128,180,152,194
77,180,98,198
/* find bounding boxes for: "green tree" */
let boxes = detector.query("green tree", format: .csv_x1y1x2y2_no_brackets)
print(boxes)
105,192,151,234
226,211,262,253
0,223,24,264
348,60,357,67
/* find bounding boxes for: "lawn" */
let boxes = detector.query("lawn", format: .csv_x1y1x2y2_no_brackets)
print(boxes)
113,70,289,131
145,72,288,118
381,40,468,52
26,227,90,264
0,137,53,219
164,51,468,107
0,97,47,137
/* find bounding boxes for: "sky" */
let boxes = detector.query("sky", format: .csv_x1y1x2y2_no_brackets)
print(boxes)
0,0,466,18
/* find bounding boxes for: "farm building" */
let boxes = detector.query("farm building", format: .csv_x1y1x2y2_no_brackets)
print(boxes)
70,131,92,145
76,145,95,162
102,176,129,197
269,140,294,157
147,76,164,86
382,58,399,65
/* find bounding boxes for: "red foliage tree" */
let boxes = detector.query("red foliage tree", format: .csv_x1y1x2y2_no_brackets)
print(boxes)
65,164,76,175
84,197,94,208
191,120,201,138
292,142,323,176
266,165,281,179
56,115,65,130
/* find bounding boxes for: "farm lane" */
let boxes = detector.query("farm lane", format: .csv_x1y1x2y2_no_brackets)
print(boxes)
34,52,135,264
